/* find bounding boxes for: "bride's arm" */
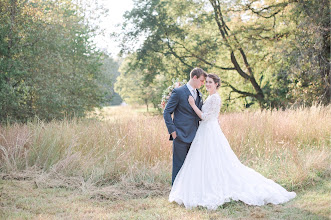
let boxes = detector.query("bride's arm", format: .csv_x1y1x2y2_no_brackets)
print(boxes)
188,96,203,119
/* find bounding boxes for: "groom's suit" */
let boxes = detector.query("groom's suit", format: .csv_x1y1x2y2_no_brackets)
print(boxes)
163,84,203,184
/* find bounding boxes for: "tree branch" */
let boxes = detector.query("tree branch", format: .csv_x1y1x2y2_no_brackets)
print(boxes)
165,35,194,69
245,2,289,19
222,80,257,98
172,40,236,70
230,51,250,79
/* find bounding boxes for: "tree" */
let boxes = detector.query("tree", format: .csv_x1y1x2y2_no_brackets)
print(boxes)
118,0,291,108
118,0,329,109
0,0,113,122
99,54,123,106
115,54,165,111
277,0,330,106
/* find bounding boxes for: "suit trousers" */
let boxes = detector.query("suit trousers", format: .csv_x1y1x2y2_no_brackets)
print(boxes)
172,138,191,185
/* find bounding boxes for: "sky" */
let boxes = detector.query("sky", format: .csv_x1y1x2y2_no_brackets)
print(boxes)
92,0,134,57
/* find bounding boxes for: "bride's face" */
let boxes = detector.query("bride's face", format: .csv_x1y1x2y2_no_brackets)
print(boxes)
205,77,217,92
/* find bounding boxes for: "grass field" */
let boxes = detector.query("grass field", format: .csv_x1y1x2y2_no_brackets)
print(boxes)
1,105,330,219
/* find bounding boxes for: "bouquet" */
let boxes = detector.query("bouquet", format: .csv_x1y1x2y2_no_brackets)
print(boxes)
160,78,187,111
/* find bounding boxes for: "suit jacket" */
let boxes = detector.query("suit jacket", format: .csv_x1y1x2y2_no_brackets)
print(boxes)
163,84,203,143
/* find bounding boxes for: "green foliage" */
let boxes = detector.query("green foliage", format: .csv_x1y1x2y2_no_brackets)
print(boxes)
99,55,123,106
273,0,330,107
114,54,167,111
117,0,330,110
0,0,114,122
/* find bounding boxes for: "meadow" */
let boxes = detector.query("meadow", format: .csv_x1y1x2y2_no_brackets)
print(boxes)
0,105,330,219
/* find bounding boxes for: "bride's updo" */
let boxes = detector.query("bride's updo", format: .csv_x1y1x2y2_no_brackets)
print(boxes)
207,74,221,89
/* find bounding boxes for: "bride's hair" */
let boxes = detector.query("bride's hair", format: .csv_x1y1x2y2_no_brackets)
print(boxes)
207,74,221,89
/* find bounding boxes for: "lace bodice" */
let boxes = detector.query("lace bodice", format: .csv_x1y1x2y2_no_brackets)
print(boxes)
201,93,221,121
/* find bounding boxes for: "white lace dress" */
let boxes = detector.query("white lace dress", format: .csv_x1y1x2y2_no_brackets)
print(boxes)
169,93,296,210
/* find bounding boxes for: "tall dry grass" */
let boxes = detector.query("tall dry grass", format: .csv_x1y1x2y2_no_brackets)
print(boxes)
220,105,331,188
0,105,330,197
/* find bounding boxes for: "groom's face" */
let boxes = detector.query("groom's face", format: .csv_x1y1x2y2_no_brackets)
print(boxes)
194,75,205,89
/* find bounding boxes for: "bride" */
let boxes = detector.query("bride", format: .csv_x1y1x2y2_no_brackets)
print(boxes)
169,74,296,210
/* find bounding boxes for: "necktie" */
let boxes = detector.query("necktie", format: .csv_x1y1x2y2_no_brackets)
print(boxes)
192,89,197,100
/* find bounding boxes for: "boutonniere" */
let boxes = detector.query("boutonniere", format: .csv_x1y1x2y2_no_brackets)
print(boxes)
197,91,202,98
199,93,203,102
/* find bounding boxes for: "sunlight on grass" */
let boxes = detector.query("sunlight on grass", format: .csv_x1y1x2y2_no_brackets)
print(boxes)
1,105,330,190
0,105,330,219
1,178,330,219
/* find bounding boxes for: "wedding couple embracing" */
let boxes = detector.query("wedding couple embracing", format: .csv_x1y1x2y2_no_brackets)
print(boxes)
163,67,296,210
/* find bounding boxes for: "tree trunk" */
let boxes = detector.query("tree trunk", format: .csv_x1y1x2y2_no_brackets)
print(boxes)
145,99,149,112
321,1,330,104
6,0,17,83
209,0,265,106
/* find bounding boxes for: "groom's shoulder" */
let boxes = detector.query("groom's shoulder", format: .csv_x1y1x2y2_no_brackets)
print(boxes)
175,85,187,93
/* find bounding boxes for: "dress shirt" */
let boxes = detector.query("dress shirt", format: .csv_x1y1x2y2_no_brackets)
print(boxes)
186,83,197,100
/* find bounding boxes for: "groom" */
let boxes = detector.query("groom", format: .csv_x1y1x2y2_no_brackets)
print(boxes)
163,67,207,185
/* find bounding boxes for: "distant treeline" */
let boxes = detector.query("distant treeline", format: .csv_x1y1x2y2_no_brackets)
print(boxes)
0,0,121,123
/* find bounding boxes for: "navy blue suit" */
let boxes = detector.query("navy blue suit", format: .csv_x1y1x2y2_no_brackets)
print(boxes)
163,85,203,184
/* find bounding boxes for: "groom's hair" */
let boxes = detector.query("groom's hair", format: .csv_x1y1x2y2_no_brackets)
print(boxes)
190,68,207,79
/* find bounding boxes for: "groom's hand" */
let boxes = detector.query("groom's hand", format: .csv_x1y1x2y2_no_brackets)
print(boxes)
171,131,177,140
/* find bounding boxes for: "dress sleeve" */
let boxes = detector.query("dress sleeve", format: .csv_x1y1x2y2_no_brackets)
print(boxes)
201,94,221,121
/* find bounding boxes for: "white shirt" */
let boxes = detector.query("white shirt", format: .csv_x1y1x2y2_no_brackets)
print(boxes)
186,83,197,100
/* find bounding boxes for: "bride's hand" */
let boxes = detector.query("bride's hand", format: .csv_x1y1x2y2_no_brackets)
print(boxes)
188,96,195,106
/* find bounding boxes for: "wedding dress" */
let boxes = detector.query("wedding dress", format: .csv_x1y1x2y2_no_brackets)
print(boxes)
169,93,296,210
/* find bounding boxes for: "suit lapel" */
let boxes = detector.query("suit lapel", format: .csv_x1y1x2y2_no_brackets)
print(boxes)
184,85,199,113
196,90,203,109
195,92,200,106
184,85,191,97
184,85,203,110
